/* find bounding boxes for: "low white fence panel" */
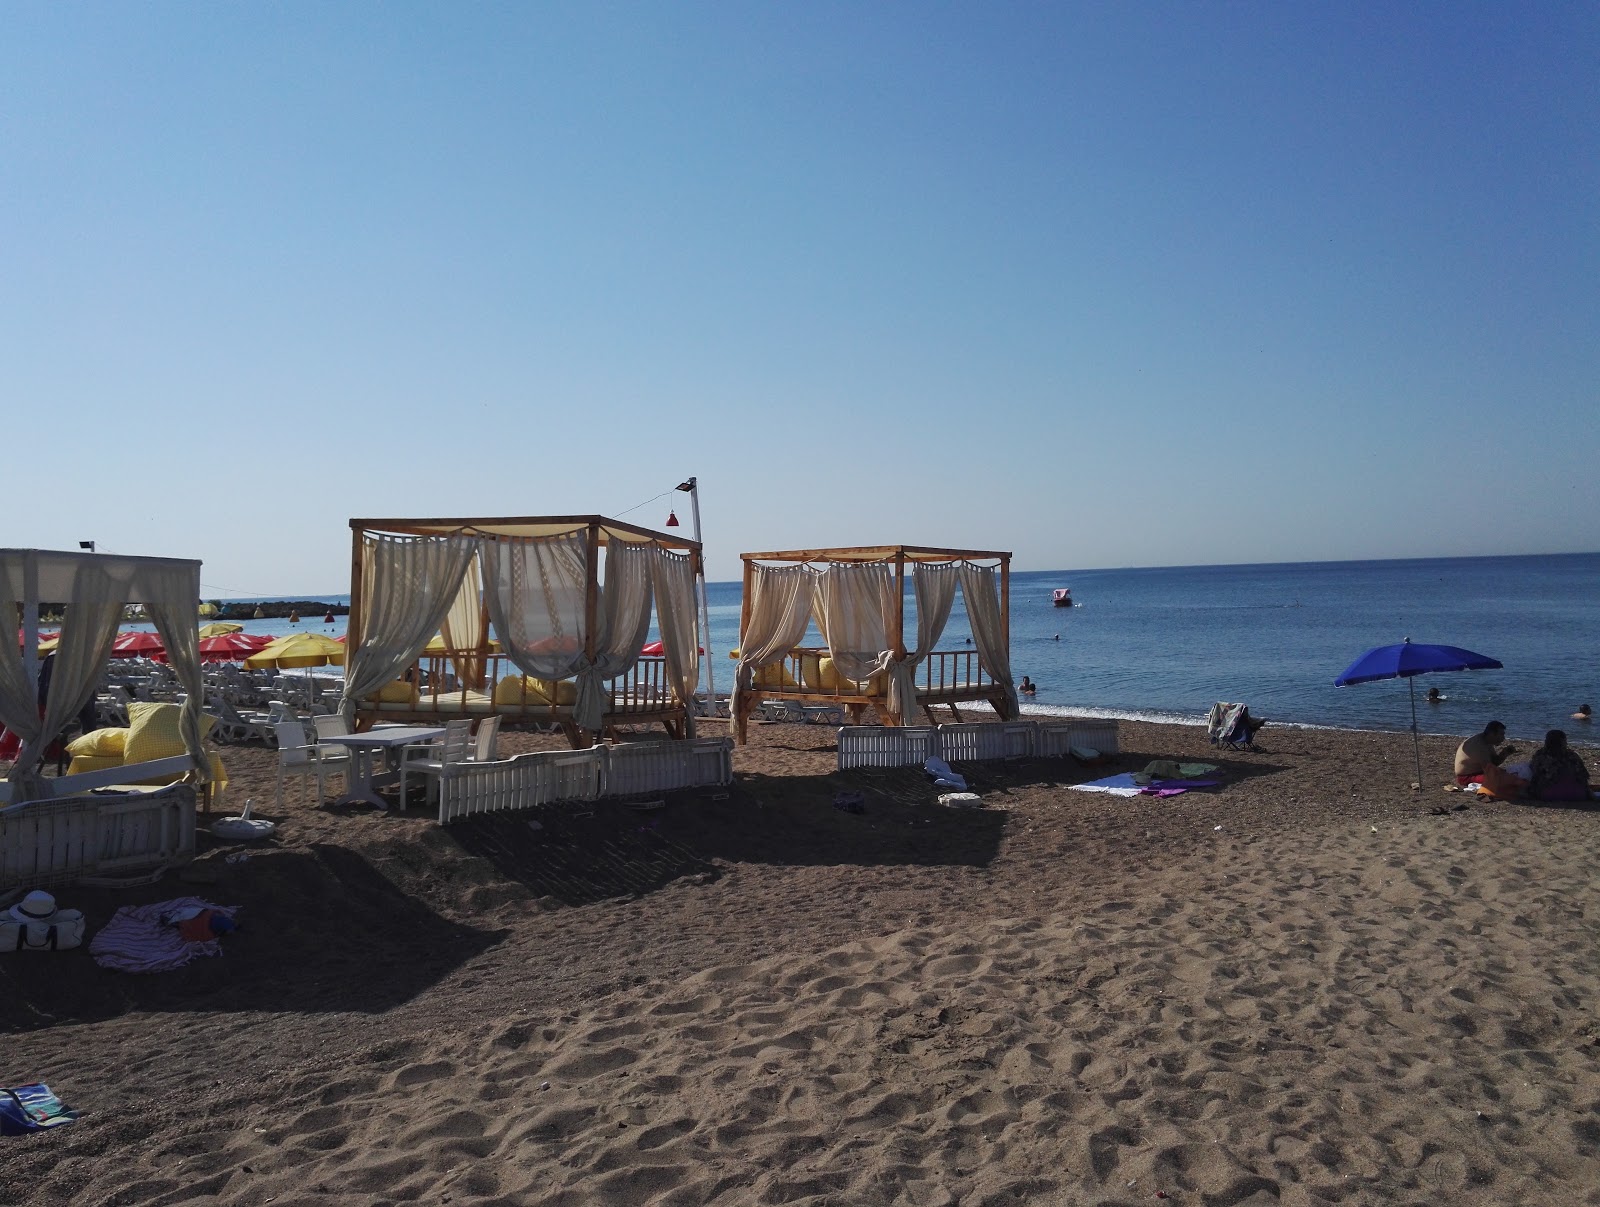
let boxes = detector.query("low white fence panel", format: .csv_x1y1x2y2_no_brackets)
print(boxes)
1034,721,1120,757
436,739,732,823
602,738,733,798
936,721,1036,762
437,749,603,824
837,719,1123,773
836,726,941,770
0,785,196,890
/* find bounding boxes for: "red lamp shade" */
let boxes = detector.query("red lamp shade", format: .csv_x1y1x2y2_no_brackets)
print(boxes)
665,510,679,527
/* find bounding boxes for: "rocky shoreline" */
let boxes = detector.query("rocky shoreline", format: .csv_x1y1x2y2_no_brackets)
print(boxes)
212,600,349,621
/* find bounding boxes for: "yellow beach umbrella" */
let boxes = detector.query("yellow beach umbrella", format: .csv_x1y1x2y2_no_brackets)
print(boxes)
199,622,245,638
243,631,347,670
423,633,501,654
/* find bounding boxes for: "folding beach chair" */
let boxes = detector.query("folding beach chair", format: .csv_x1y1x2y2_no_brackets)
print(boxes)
1207,702,1264,750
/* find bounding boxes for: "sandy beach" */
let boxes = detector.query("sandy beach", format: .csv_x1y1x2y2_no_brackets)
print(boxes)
4,717,1600,1206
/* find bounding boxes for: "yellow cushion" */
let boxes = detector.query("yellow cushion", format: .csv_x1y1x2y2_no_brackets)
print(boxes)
752,662,798,689
124,702,216,766
492,675,577,707
66,727,129,758
799,654,850,692
71,751,229,790
66,754,124,777
369,679,419,704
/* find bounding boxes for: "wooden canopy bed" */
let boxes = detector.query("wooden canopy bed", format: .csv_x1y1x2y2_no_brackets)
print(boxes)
732,544,1016,744
345,516,703,747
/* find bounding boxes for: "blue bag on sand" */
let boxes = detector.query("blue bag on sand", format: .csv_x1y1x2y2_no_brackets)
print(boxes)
0,1084,79,1135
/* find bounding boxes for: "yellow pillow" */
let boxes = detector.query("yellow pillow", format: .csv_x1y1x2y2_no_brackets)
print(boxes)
124,702,216,766
369,679,419,704
67,754,125,777
66,727,129,758
752,662,798,689
492,676,577,706
799,654,849,692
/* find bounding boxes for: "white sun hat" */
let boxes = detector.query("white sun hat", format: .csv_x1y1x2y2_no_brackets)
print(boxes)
9,890,58,922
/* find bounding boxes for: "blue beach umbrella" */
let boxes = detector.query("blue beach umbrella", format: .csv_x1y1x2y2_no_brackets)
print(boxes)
1334,638,1503,787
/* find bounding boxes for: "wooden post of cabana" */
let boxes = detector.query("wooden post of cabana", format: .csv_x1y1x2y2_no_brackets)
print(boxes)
733,545,1013,744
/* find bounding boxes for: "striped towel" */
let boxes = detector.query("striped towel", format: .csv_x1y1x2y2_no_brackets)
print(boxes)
88,897,238,974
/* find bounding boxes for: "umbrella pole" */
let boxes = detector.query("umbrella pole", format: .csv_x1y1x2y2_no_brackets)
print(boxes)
1409,677,1422,787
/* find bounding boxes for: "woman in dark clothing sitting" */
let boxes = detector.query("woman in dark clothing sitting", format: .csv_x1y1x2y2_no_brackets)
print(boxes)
1527,730,1592,802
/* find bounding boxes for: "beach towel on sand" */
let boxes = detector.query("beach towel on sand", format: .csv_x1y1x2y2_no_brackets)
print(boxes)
0,1084,78,1135
1069,773,1144,797
88,897,238,974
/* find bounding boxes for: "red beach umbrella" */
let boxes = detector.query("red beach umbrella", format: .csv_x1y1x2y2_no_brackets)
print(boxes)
111,631,165,658
640,640,704,656
199,632,275,662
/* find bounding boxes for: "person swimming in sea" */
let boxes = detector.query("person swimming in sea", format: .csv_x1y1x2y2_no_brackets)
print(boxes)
1574,704,1592,722
1426,687,1444,704
1019,676,1037,695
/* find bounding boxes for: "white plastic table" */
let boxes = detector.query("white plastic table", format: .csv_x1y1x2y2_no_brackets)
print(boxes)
319,726,446,810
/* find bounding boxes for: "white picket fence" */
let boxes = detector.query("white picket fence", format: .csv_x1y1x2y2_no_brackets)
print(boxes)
0,784,197,891
436,737,734,824
1034,721,1120,759
836,719,1121,771
832,726,942,769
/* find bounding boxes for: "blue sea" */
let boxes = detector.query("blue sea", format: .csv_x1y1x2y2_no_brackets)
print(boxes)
195,553,1596,741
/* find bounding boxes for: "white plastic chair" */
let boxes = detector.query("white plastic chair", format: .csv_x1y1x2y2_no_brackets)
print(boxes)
471,715,501,763
398,719,473,807
272,720,350,807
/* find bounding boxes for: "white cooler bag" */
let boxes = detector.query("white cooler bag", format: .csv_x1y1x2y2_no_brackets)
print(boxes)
1,911,86,952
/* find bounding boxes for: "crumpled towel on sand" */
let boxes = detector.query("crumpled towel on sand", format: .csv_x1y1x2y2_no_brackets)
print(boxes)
89,897,238,974
924,757,968,791
1135,760,1218,784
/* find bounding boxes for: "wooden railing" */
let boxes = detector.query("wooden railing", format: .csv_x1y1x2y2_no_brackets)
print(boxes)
753,648,996,697
410,651,676,712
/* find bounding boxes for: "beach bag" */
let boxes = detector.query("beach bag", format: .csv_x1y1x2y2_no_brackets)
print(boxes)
0,911,86,952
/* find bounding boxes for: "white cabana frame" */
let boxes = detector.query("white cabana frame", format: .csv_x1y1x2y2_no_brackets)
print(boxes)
732,544,1016,745
344,516,703,747
0,549,209,803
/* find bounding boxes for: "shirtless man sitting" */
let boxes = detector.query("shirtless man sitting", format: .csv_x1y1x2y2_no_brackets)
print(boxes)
1454,720,1516,786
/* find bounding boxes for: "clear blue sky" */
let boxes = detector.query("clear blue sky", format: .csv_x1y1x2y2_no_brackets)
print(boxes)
5,3,1595,595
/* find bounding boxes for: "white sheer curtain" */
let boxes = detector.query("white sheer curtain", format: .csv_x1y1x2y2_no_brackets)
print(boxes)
143,561,210,786
8,563,122,790
650,547,701,736
341,534,478,717
573,541,656,733
733,564,816,720
439,557,488,691
887,562,960,723
0,572,34,748
959,562,1017,718
484,531,590,711
813,563,897,701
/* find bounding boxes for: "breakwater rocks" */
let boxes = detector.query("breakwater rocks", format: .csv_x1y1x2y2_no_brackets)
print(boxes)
215,601,350,621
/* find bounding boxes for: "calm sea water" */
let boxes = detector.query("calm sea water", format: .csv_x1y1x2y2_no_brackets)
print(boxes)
190,553,1596,741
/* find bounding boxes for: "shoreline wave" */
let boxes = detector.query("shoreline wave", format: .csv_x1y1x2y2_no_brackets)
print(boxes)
1012,701,1500,743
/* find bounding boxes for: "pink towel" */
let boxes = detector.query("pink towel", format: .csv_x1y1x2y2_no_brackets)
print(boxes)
88,897,238,974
